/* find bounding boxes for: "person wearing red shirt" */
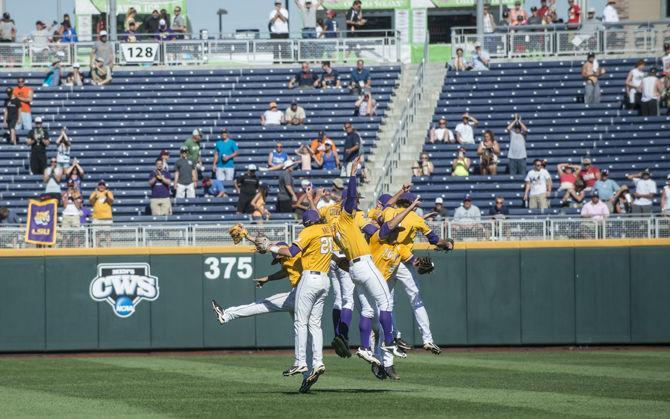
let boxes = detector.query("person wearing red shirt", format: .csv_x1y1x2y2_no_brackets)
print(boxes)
578,158,601,190
567,0,581,25
537,0,550,19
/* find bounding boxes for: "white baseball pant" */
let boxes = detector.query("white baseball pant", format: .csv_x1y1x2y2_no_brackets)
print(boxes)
294,271,330,369
221,290,295,322
176,183,195,198
391,262,434,344
329,259,355,311
349,255,393,313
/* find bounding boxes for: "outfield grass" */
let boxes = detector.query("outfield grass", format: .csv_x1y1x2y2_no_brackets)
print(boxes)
1,350,669,418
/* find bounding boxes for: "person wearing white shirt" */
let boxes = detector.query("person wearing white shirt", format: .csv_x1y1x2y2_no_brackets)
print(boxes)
469,43,490,71
260,101,285,126
581,191,610,220
602,0,619,23
455,113,478,144
453,195,481,223
429,117,455,143
661,175,670,215
269,1,289,36
639,68,662,116
625,60,646,109
524,159,553,209
627,170,657,214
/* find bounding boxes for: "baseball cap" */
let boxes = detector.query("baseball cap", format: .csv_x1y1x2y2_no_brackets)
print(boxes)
582,157,591,164
378,194,392,207
302,209,320,226
99,30,108,36
590,190,599,198
642,168,651,175
221,128,228,134
457,146,466,152
474,42,481,48
52,58,61,65
98,179,107,186
325,139,334,146
247,164,258,171
159,19,167,26
463,194,472,202
192,129,202,136
300,179,311,188
283,159,297,169
291,99,298,105
602,169,609,175
34,116,43,123
160,149,169,156
180,146,188,152
588,7,596,13
587,52,596,58
275,0,282,3
73,62,80,68
435,197,443,204
269,101,278,108
398,192,417,203
332,178,344,189
666,174,670,181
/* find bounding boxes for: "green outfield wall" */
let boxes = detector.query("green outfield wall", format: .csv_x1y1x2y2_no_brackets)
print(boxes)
1,241,669,352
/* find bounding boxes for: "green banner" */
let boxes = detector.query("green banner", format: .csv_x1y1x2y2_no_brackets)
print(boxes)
323,0,518,9
90,0,187,15
431,0,519,6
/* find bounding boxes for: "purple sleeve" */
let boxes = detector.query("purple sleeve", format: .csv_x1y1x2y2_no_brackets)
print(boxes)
288,243,301,257
426,231,440,245
362,223,378,237
379,222,392,239
343,176,357,214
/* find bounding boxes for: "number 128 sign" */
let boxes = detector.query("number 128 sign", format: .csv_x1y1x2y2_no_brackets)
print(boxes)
120,43,159,63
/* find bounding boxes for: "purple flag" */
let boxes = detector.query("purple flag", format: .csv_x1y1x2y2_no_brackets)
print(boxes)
25,199,58,246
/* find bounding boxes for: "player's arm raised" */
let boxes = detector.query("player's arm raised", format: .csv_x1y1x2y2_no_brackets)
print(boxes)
379,196,421,239
386,182,412,209
343,156,362,214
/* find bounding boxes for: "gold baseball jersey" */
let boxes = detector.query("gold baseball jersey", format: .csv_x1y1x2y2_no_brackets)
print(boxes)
281,255,303,288
333,208,371,261
369,232,403,281
381,207,432,252
292,223,334,273
319,203,342,252
367,207,382,222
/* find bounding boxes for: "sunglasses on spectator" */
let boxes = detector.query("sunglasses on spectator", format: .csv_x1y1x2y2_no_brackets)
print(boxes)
496,201,504,205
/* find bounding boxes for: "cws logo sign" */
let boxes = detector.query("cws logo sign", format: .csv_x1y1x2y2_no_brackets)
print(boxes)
90,263,159,318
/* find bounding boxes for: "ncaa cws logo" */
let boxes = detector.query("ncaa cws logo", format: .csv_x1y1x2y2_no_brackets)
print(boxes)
90,263,159,318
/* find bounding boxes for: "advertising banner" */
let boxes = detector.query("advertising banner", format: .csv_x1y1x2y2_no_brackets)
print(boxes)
89,0,187,15
323,0,519,9
24,199,58,246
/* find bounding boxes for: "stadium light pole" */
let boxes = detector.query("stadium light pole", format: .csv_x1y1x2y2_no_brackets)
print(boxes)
217,9,228,39
476,0,484,44
109,0,117,40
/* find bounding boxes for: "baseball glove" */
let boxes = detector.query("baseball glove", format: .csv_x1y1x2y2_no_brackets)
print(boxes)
435,238,455,252
414,256,435,275
228,223,249,244
254,234,271,254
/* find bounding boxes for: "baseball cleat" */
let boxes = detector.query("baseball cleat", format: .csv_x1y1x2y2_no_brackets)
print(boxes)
331,335,351,358
356,347,381,365
299,364,325,393
381,342,407,358
423,342,442,355
371,363,387,380
211,299,226,324
394,337,413,351
283,365,308,377
384,366,400,380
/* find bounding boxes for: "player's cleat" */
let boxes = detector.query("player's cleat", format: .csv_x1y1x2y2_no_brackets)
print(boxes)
356,347,381,365
283,365,308,377
371,363,387,380
384,366,400,380
299,364,325,393
331,335,351,358
394,337,413,351
211,299,226,324
381,342,407,358
423,342,442,355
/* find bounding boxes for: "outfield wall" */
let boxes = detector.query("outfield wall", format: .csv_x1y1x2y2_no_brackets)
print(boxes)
1,240,669,352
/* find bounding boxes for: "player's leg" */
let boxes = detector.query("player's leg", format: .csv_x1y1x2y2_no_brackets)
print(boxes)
287,276,314,375
337,267,355,341
211,291,292,324
355,285,381,365
329,259,342,335
308,274,329,370
396,263,441,354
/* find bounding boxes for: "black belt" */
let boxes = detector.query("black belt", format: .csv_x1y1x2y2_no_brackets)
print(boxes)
306,270,325,275
352,257,367,263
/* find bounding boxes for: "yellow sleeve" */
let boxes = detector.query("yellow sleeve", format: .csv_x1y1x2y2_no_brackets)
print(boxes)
409,211,432,236
318,205,328,220
293,229,310,251
381,207,395,222
397,245,414,263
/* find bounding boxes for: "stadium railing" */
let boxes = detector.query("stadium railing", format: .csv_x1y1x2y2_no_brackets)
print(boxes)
1,215,668,249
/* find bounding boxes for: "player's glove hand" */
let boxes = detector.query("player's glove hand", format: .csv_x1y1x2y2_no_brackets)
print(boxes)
414,256,435,275
228,223,249,244
254,234,271,254
435,238,455,252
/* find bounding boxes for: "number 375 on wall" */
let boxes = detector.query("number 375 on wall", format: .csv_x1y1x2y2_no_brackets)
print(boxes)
204,256,253,280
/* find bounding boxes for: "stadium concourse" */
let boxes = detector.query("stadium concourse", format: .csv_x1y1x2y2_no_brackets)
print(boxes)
0,65,400,223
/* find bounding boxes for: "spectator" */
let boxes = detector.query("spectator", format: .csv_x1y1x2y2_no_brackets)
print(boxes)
581,53,605,105
43,157,63,200
567,0,581,25
183,129,202,165
160,9,171,28
578,157,601,192
61,179,82,229
213,129,238,181
509,1,528,23
506,113,528,175
155,19,176,41
55,128,71,169
277,159,298,213
171,5,188,38
324,10,339,40
260,102,285,126
320,140,340,170
354,91,377,116
202,176,226,198
95,12,107,36
268,142,289,169
350,59,371,95
123,20,139,42
450,48,467,72
29,21,51,55
159,149,170,172
625,60,646,110
640,68,662,117
468,43,490,71
524,159,552,209
285,100,306,125
477,130,500,175
453,194,481,222
90,30,114,71
425,197,448,221
581,191,610,220
451,146,471,177
145,10,162,34
270,0,289,39
13,77,34,131
62,74,75,87
91,58,112,86
342,122,362,176
149,158,172,215
293,179,312,217
0,206,19,224
661,175,670,215
251,184,271,221
315,61,341,88
296,144,316,170
455,113,478,144
0,12,17,42
593,169,621,211
42,59,62,87
26,117,49,175
498,10,510,28
235,164,260,214
483,4,496,35
294,0,323,38
89,180,114,231
310,130,330,160
556,163,584,206
527,7,541,25
317,179,343,208
288,62,318,89
612,185,633,214
59,20,78,43
174,146,197,199
512,14,526,27
65,160,85,191
603,0,620,23
2,87,20,145
412,153,434,177
489,196,510,218
77,196,92,225
537,0,550,19
346,0,367,35
430,117,455,144
68,63,85,86
627,170,657,214
124,7,141,31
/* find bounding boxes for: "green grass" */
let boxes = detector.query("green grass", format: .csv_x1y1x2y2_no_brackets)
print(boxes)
1,350,669,418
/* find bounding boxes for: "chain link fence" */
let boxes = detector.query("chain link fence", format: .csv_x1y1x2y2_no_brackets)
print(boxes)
550,218,599,240
499,219,547,241
656,217,670,238
448,220,496,242
603,218,653,239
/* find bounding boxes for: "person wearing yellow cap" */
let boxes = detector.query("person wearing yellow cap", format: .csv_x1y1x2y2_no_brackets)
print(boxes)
261,101,285,125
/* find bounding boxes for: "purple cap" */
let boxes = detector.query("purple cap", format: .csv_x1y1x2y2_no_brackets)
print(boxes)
398,192,417,203
378,194,392,207
464,194,472,201
602,169,609,175
302,209,320,226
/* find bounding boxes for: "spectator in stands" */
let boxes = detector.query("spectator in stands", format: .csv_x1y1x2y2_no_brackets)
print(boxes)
277,159,298,213
412,153,434,177
346,0,367,36
483,4,496,35
174,146,197,199
581,191,610,220
319,179,344,208
556,163,584,206
603,0,620,23
316,188,335,209
537,0,550,19
78,196,91,224
582,53,605,104
310,130,329,160
43,158,63,200
320,140,340,170
450,48,467,72
65,160,84,192
293,179,312,217
477,130,500,175
0,12,17,42
509,1,528,23
268,142,289,169
524,159,552,210
160,9,171,28
149,158,173,215
489,196,510,218
55,128,71,169
640,68,662,116
42,59,62,87
453,194,481,222
425,197,448,221
62,74,75,87
627,170,657,214
612,185,633,214
625,60,646,110
270,0,290,39
354,91,377,116
455,113,478,144
451,146,471,177
506,113,528,175
316,61,341,88
296,144,316,170
342,122,362,176
61,179,82,229
183,129,202,168
578,157,600,192
429,117,455,144
0,206,19,224
251,185,271,221
567,0,581,25
2,87,20,145
68,63,85,86
468,43,490,71
91,58,112,86
123,21,139,42
575,8,601,48
350,59,371,95
285,100,306,125
124,7,141,31
202,176,226,198
288,62,318,89
29,21,51,55
594,169,621,211
13,77,34,131
661,175,670,215
527,7,541,25
261,102,285,126
26,117,49,175
59,20,78,43
159,150,170,172
235,164,259,214
171,5,187,38
91,30,114,71
89,180,114,236
145,10,162,34
294,0,323,39
95,12,107,37
155,19,176,41
213,129,238,181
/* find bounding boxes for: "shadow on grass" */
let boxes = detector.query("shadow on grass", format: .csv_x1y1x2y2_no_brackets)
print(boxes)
280,388,402,395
